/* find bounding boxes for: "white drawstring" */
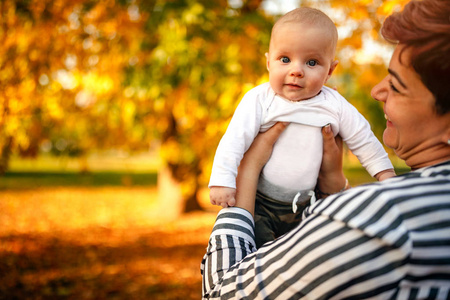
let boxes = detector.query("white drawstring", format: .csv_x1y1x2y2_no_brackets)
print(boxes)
292,190,316,213
292,192,301,213
309,190,316,205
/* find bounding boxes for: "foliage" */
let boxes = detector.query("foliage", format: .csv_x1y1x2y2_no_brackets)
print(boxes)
0,0,409,210
0,0,148,166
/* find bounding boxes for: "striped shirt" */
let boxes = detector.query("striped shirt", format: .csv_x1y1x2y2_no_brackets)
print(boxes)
201,160,450,299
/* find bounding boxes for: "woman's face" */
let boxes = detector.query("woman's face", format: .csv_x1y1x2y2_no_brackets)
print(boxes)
371,45,450,168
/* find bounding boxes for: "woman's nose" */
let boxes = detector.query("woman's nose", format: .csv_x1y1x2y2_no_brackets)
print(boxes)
371,76,388,102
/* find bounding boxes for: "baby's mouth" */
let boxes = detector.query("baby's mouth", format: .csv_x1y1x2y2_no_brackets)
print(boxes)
286,83,302,88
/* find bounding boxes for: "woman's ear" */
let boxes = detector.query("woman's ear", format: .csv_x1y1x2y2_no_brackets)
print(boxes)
265,52,270,71
444,122,450,145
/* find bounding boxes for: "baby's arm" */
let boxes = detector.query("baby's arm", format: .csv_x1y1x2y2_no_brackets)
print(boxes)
374,169,396,181
336,92,395,180
209,87,264,209
210,186,236,208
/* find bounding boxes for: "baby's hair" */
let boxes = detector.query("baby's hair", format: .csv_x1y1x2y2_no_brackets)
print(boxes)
272,7,338,49
270,7,338,52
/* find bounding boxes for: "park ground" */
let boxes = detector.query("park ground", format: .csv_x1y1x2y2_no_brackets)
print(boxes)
0,154,409,299
0,186,218,300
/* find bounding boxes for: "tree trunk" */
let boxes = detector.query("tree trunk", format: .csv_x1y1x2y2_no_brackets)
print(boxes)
159,111,204,213
182,180,203,213
180,160,204,213
157,166,184,219
157,164,204,216
0,137,12,175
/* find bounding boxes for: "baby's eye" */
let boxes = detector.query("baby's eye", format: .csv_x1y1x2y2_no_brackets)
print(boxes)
306,60,318,66
280,57,290,63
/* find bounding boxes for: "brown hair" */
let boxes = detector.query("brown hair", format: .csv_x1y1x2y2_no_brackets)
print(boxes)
381,0,450,114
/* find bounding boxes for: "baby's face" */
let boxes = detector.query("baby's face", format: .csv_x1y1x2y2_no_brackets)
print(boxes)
266,23,337,101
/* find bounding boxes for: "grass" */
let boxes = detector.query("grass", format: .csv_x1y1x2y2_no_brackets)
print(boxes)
3,152,159,190
1,171,158,190
8,151,162,173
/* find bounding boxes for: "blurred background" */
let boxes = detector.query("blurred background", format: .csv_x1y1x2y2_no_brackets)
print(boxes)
0,0,409,298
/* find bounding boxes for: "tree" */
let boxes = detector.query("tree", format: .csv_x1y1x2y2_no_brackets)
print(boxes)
125,0,273,211
0,0,153,171
0,0,409,212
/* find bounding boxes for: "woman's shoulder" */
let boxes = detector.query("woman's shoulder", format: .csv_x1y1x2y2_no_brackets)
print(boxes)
306,161,450,244
413,159,450,177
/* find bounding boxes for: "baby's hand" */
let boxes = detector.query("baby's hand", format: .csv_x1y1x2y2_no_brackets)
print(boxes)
210,186,236,208
375,169,396,181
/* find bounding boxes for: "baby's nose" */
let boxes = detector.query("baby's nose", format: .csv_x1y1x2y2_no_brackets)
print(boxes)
290,63,304,77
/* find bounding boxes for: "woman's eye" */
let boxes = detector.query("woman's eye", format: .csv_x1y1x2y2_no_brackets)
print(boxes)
389,80,400,93
280,57,290,63
307,60,318,66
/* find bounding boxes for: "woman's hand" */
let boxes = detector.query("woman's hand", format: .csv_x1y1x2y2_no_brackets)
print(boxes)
235,122,289,215
317,124,347,197
243,122,289,170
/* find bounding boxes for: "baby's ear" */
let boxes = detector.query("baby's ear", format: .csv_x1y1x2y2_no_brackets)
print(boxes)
326,60,339,82
265,52,270,71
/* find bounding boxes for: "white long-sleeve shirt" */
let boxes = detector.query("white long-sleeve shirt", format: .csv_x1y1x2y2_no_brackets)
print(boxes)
209,82,393,202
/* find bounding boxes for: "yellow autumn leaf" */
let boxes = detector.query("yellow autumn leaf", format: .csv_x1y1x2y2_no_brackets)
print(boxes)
350,7,369,20
82,72,114,95
5,117,19,136
45,96,64,120
378,0,409,15
122,100,136,128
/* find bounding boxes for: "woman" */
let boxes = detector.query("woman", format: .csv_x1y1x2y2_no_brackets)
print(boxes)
201,0,450,299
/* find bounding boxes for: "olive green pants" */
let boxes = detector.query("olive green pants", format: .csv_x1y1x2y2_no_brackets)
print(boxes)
254,191,310,248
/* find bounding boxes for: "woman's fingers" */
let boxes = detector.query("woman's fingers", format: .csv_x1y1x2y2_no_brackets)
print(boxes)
318,124,347,195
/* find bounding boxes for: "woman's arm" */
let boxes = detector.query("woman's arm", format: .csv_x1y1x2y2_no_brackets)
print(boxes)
235,122,289,216
202,122,289,296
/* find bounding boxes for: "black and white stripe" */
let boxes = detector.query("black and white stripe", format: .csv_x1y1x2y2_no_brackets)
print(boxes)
201,161,450,299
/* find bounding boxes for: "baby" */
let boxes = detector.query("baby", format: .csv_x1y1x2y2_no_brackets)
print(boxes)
209,7,395,248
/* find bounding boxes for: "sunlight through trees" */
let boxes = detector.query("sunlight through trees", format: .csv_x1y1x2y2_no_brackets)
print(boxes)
0,0,408,210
